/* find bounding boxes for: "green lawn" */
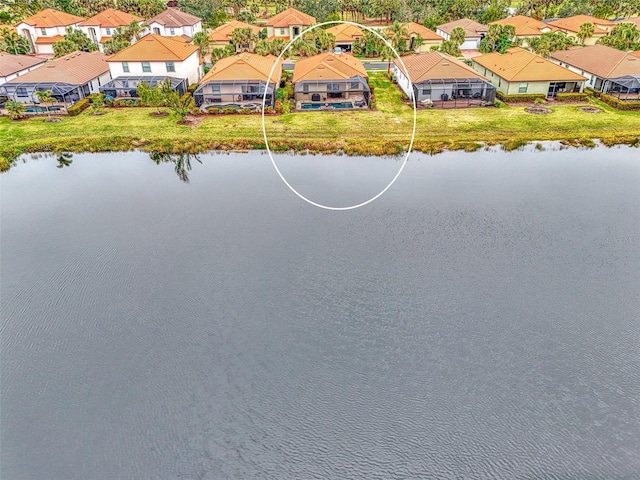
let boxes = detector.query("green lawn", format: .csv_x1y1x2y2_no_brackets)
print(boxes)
1,73,639,170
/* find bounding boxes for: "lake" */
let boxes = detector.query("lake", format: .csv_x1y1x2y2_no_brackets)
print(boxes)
2,145,639,479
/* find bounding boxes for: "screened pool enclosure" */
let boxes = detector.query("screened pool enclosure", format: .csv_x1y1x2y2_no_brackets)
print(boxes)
193,79,277,111
602,75,640,101
0,81,90,103
99,76,188,98
412,78,496,108
293,76,370,109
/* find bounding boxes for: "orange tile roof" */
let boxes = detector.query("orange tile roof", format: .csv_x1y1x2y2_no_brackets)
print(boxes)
548,15,616,35
5,51,108,84
325,23,364,43
200,52,282,83
208,20,260,42
617,17,640,27
0,52,47,76
266,35,290,42
473,47,587,82
490,15,557,36
400,22,443,41
394,52,485,82
550,45,640,78
147,8,201,27
107,34,198,62
633,50,640,58
293,52,367,82
17,8,85,28
266,8,315,28
78,8,142,27
34,35,64,44
437,18,487,38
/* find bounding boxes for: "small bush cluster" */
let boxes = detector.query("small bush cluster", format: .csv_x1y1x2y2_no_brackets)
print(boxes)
585,87,601,98
109,98,139,107
496,91,546,103
67,98,91,116
187,83,198,93
598,93,640,110
555,92,590,102
274,99,283,114
370,94,377,109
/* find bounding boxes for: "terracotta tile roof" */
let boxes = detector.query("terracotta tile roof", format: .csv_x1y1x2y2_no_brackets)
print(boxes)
293,52,367,82
17,8,84,28
200,52,282,82
437,18,487,38
617,17,640,27
490,15,557,36
34,35,64,44
100,36,113,42
326,23,364,43
107,34,198,61
78,8,142,27
147,8,201,27
473,47,587,82
548,15,616,35
5,51,108,84
402,22,444,41
209,20,260,42
550,45,640,78
0,52,48,76
266,8,315,28
394,52,485,82
633,50,640,58
266,35,290,42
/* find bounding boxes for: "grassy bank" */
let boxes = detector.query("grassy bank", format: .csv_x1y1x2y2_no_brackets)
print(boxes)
1,73,639,171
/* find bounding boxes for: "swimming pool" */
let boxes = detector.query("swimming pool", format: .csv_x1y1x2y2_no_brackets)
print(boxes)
300,101,354,110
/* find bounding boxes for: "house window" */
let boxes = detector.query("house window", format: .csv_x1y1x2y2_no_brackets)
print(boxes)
327,83,340,92
518,82,528,93
280,28,285,35
16,87,28,97
590,75,594,84
212,84,221,94
498,78,501,87
122,61,129,72
170,27,175,35
40,28,47,35
303,83,309,93
350,81,360,90
166,61,175,72
105,28,111,35
422,86,431,95
142,62,151,72
153,27,160,34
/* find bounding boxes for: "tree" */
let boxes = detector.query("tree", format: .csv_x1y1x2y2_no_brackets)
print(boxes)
149,152,202,183
192,31,210,58
306,28,336,51
231,26,257,52
597,22,640,50
294,0,340,22
577,21,594,44
479,23,516,53
449,26,466,46
137,81,166,114
5,100,26,120
224,0,248,18
53,26,97,57
410,34,424,51
124,20,146,41
289,37,317,56
34,89,55,120
179,0,226,25
437,39,462,55
166,90,194,122
102,37,130,54
0,28,31,54
210,43,236,61
528,31,573,56
387,21,410,51
53,39,77,57
237,10,256,22
381,44,394,72
254,39,271,55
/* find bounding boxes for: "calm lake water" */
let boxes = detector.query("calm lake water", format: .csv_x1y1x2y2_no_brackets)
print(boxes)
2,146,639,479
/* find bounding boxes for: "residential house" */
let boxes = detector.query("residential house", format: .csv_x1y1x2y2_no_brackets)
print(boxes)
326,23,364,52
489,15,557,46
0,51,110,103
78,8,143,52
0,52,48,85
385,22,443,52
208,20,260,49
15,8,85,55
393,52,496,108
292,52,369,109
547,15,616,45
193,52,282,110
436,18,487,50
550,44,640,99
100,34,201,97
145,8,202,42
471,47,586,96
265,8,315,42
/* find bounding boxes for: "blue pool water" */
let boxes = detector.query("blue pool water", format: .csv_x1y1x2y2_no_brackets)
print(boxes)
300,101,354,110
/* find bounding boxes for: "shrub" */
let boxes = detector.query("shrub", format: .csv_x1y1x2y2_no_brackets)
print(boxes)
534,97,546,104
598,93,640,110
496,91,546,102
180,91,192,103
369,95,377,109
274,99,283,114
240,107,252,114
67,98,91,116
207,107,220,114
187,83,198,93
585,87,600,98
222,107,237,114
555,92,590,102
283,84,294,100
5,100,26,120
112,98,136,107
264,106,274,114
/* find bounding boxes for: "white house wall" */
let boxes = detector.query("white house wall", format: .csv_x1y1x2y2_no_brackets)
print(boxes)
145,22,202,38
108,52,201,84
16,22,82,54
0,62,46,86
392,64,413,99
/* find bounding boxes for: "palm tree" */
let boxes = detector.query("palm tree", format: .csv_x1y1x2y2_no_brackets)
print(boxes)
34,90,55,120
387,21,409,51
0,28,31,54
231,27,257,52
410,34,424,52
193,31,210,58
577,22,594,45
5,100,26,120
450,26,466,46
126,21,147,42
381,45,394,73
254,39,271,55
290,37,317,57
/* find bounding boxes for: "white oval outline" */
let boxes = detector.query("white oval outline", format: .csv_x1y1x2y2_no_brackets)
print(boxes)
260,20,417,211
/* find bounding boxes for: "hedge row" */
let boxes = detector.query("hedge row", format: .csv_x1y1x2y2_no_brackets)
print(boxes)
67,98,91,116
180,91,192,103
496,91,546,102
555,92,590,101
598,92,640,111
187,83,198,93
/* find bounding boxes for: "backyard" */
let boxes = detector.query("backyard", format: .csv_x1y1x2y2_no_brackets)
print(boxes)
1,73,639,170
